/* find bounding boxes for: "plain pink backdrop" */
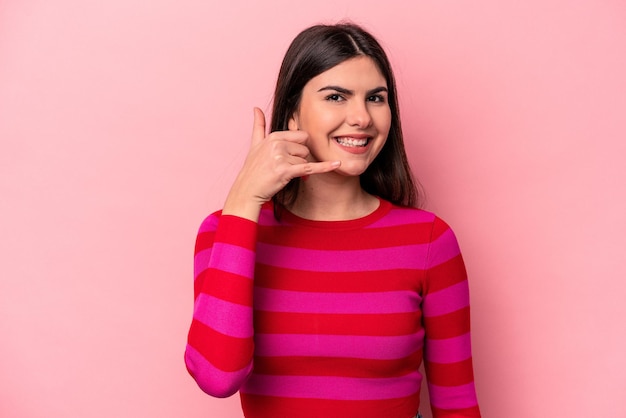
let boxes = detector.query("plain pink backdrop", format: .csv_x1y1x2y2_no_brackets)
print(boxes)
1,1,625,417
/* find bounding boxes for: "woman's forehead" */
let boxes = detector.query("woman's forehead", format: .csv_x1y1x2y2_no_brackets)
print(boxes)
306,56,387,90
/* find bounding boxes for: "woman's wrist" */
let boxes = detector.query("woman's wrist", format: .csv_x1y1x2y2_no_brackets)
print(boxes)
222,190,265,222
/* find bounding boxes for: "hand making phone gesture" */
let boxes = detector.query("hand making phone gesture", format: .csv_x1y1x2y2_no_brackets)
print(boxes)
222,107,341,221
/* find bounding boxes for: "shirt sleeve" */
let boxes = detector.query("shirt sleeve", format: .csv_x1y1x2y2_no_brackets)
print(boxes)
422,217,481,417
184,212,258,397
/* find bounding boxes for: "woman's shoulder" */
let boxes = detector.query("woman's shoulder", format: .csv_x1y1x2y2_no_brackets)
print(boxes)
380,201,439,225
380,201,458,236
197,209,222,232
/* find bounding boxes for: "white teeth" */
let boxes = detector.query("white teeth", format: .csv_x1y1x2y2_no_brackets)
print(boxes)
335,137,369,147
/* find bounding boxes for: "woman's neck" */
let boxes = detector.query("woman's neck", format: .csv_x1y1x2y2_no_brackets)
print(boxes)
287,174,379,221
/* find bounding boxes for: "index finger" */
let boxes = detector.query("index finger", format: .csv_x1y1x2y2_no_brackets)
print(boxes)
251,107,266,145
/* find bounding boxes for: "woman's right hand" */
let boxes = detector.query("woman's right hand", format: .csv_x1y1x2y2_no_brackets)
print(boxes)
222,107,341,222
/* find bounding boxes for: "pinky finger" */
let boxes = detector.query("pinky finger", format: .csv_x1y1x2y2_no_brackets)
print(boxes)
300,160,341,176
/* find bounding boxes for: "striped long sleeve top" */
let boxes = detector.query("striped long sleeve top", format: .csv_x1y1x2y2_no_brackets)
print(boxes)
185,199,480,418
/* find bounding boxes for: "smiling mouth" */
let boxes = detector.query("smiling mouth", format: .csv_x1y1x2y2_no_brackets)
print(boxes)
334,136,370,148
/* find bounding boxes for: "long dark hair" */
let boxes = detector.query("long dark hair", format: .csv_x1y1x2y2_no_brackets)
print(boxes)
271,23,421,216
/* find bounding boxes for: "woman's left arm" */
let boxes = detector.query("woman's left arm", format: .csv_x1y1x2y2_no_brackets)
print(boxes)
422,217,481,418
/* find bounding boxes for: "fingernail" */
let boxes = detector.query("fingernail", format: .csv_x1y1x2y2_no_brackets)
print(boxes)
331,161,341,167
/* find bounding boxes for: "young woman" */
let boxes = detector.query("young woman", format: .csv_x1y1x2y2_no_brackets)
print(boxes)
185,23,481,418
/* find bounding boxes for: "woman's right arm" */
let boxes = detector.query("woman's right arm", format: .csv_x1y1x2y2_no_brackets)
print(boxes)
185,212,258,397
184,108,340,397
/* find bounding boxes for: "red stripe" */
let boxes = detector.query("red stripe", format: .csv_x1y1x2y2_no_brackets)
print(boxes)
258,222,434,250
255,265,424,293
194,230,215,253
195,214,257,258
253,349,423,378
425,254,468,293
212,215,258,250
195,269,253,306
255,311,420,336
424,307,471,339
431,404,481,417
424,358,475,386
241,394,419,418
193,269,206,300
187,319,253,372
431,216,452,240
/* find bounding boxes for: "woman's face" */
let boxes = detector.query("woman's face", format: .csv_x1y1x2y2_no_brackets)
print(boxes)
289,56,392,177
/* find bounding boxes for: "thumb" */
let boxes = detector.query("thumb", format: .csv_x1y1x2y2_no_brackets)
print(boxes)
251,107,266,144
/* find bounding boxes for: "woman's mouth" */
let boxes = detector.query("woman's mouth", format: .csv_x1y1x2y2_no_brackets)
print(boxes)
334,136,370,148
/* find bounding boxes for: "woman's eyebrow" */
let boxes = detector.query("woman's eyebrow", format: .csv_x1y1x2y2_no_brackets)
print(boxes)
367,86,388,95
317,86,388,95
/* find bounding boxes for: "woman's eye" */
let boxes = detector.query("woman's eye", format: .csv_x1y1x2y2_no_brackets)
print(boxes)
326,94,344,102
367,94,386,103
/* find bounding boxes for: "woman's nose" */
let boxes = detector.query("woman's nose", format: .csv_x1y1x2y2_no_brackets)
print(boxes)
346,100,372,128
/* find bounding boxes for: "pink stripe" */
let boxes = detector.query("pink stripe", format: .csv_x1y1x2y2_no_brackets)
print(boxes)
422,281,469,317
254,288,421,314
207,242,255,279
184,344,251,398
257,243,429,272
194,248,212,279
193,294,253,338
258,209,282,227
241,372,422,400
428,382,479,409
198,215,219,233
425,332,472,364
367,208,435,228
425,228,460,268
254,332,424,360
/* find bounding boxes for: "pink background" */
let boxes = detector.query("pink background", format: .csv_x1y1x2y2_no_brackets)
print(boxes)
1,0,625,417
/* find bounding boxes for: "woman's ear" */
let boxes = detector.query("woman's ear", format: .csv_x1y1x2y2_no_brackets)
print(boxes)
287,114,299,131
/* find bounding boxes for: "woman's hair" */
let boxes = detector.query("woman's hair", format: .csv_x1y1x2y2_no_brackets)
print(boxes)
271,22,421,216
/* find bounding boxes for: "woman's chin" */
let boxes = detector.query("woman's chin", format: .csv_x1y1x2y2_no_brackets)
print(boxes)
332,161,370,177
